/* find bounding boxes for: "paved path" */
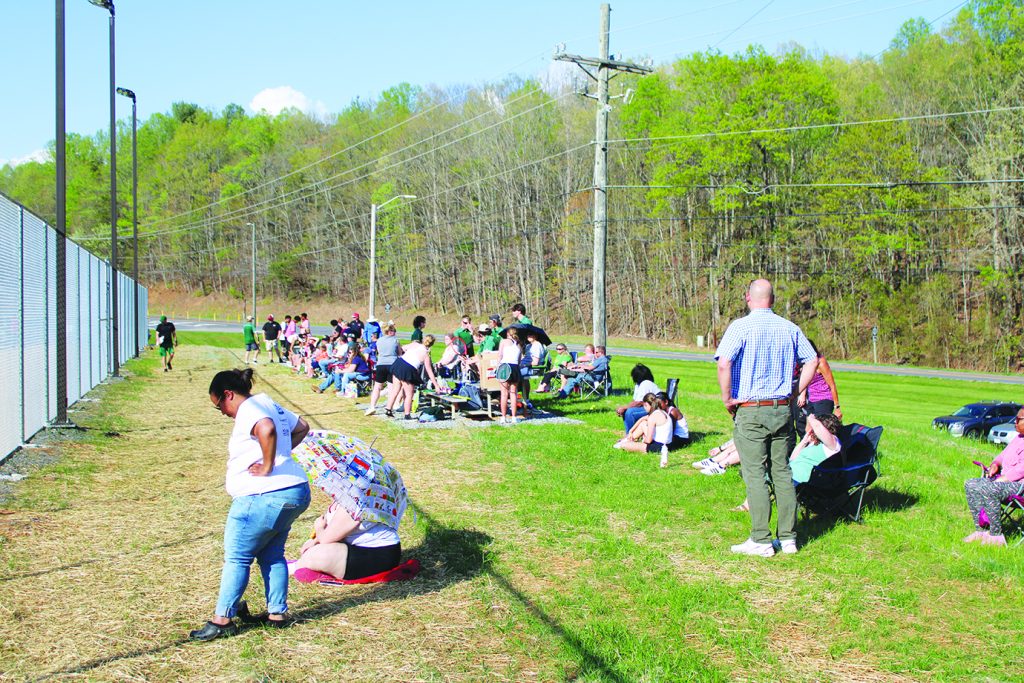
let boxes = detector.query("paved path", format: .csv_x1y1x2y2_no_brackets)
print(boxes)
152,317,1024,386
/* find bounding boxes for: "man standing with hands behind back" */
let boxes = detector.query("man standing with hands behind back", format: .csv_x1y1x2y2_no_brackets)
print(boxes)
715,279,818,557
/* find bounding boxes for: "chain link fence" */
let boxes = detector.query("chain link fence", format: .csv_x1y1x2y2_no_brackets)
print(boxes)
0,192,147,462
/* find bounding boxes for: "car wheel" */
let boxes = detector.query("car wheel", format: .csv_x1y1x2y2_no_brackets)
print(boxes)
965,428,981,439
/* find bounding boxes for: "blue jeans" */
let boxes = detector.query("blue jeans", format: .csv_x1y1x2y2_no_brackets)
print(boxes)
215,483,311,617
340,372,370,394
623,406,648,434
319,371,341,392
561,373,593,395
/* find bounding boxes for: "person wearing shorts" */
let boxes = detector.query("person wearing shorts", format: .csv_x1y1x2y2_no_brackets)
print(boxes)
242,316,259,364
364,324,401,416
155,315,177,372
262,315,283,363
292,501,402,583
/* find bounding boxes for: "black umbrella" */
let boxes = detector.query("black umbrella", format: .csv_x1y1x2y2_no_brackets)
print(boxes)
500,323,552,347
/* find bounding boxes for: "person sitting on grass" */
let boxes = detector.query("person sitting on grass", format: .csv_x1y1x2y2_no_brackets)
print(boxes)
660,391,691,451
291,500,401,584
964,406,1024,547
536,343,573,393
617,364,661,433
614,393,673,454
556,346,608,399
692,439,740,476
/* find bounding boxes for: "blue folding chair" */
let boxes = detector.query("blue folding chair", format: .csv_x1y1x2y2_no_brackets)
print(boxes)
797,424,883,523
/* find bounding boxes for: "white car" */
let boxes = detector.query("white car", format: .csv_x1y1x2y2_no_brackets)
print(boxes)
988,422,1017,445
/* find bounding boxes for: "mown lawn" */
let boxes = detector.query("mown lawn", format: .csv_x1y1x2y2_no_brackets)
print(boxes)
0,336,1020,681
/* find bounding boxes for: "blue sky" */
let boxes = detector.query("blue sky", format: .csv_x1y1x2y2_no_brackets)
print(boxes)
1,0,966,165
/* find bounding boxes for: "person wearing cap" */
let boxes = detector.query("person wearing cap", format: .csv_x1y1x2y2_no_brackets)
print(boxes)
242,315,259,365
155,315,177,372
715,278,818,557
346,313,365,340
262,315,284,363
480,315,502,352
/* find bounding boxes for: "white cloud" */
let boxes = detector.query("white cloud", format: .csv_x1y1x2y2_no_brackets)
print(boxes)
0,148,50,168
248,86,328,118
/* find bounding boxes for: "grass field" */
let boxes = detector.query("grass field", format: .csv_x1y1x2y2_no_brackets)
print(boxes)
1,334,1021,681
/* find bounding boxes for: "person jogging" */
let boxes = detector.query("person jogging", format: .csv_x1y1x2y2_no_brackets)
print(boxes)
155,315,177,372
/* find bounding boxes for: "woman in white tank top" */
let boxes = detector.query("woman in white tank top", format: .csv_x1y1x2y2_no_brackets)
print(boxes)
497,328,524,423
615,392,673,454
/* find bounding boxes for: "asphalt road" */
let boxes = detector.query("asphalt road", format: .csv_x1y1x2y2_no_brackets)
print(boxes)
152,317,1024,386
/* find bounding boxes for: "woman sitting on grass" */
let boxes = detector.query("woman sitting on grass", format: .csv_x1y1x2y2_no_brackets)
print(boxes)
291,501,402,583
964,406,1024,547
614,393,673,455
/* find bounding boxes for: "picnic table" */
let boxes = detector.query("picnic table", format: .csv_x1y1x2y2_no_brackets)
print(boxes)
419,391,471,419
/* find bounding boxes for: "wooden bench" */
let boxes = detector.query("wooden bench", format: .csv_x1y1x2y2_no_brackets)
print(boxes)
420,391,471,419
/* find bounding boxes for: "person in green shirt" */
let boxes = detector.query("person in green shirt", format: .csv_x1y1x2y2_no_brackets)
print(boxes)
788,413,842,484
536,343,574,392
243,315,260,364
511,303,532,326
480,316,502,352
454,314,475,356
411,315,426,343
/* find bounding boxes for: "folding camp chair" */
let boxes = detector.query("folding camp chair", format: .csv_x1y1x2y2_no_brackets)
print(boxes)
971,461,1024,546
577,357,612,398
665,378,679,406
797,423,883,523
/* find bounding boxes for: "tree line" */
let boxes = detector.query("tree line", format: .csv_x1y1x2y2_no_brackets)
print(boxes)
2,0,1022,371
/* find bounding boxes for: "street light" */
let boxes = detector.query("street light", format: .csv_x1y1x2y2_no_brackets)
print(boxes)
116,86,137,358
89,0,118,376
368,195,415,319
247,222,256,323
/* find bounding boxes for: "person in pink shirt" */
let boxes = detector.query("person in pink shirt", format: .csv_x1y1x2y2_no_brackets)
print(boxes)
964,406,1024,546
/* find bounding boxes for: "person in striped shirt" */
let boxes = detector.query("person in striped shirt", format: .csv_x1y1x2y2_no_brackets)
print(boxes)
715,279,818,557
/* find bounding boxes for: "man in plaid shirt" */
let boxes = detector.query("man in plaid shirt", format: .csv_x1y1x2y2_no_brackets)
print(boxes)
715,279,818,557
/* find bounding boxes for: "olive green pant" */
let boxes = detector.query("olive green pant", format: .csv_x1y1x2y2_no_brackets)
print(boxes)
733,404,797,544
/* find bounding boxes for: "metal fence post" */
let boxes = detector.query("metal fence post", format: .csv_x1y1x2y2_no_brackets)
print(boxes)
19,208,25,444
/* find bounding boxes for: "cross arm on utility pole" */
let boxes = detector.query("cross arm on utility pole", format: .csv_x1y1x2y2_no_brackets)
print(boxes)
554,52,653,78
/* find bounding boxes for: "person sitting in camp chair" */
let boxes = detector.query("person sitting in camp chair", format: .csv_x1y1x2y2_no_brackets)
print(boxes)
555,346,609,399
733,414,842,513
964,405,1024,547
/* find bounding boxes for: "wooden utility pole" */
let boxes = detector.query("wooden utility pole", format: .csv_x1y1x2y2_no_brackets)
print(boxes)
555,4,651,347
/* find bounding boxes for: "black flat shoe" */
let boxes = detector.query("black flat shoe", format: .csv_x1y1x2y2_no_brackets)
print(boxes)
384,409,394,418
188,620,239,641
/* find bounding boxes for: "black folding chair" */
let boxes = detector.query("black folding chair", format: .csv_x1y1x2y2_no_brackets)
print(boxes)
797,424,884,523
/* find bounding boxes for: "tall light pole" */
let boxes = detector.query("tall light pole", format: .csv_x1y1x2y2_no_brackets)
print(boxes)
116,86,137,358
90,0,118,376
369,195,415,319
247,222,256,323
54,0,70,424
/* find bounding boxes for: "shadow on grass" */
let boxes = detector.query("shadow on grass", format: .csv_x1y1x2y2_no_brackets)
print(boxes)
800,485,919,544
37,502,626,682
0,532,218,584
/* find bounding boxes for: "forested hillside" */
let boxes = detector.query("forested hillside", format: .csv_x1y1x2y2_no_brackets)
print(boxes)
3,0,1023,370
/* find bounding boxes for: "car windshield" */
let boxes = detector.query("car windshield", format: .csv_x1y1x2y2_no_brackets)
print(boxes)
952,406,987,418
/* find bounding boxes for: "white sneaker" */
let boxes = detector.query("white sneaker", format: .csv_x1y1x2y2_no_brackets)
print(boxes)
730,538,775,557
498,417,507,424
700,463,727,476
613,440,624,449
335,391,345,397
692,457,716,470
779,539,798,554
364,406,376,416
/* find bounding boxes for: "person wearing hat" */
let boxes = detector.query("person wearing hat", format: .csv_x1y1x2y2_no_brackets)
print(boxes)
363,316,382,345
480,315,502,352
262,315,283,363
155,315,177,372
346,312,365,340
242,315,259,365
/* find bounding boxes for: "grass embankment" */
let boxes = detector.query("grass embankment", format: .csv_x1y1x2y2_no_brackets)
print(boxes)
1,334,1021,680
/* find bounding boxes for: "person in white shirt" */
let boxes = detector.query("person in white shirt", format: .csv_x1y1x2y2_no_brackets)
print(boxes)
189,368,311,642
616,364,662,433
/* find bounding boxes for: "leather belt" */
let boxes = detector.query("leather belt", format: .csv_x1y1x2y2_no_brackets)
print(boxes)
737,398,790,408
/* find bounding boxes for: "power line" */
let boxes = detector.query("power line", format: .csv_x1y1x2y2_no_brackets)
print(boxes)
607,105,1024,146
139,91,578,239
